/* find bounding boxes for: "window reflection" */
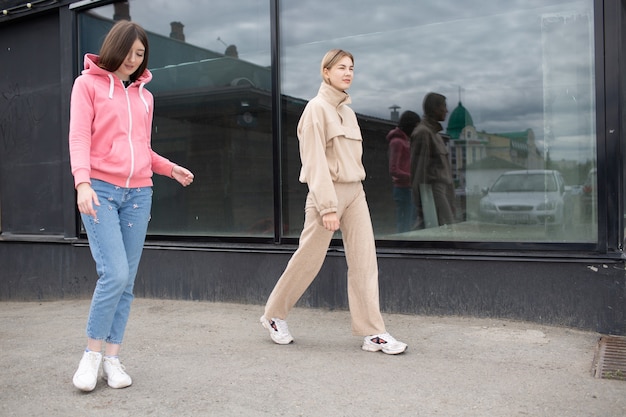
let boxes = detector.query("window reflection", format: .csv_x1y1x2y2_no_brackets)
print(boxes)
77,0,598,244
281,0,597,243
479,170,569,230
78,0,273,237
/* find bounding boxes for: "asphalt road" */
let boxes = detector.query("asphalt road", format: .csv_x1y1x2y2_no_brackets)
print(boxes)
0,298,624,416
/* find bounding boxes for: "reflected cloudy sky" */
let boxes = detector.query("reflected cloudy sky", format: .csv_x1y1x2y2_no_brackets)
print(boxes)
90,0,595,161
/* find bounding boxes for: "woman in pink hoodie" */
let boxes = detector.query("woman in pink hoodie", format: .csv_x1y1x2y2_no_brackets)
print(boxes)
69,20,194,392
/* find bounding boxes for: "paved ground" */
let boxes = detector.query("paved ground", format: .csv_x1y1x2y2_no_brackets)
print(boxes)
0,298,624,417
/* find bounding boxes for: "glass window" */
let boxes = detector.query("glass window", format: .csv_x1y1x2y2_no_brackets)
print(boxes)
280,0,597,243
76,0,598,245
77,0,274,237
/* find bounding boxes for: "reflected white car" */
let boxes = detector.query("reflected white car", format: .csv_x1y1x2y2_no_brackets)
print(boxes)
479,170,567,226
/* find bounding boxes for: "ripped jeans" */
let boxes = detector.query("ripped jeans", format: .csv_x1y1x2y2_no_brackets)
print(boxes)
81,179,152,344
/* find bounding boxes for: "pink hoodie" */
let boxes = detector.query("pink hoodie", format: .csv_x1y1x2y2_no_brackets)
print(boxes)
69,53,174,189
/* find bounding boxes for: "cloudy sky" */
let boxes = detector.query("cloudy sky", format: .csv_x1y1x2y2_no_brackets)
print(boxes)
90,0,596,161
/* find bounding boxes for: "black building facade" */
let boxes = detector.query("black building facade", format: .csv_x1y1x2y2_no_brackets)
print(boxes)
1,0,625,334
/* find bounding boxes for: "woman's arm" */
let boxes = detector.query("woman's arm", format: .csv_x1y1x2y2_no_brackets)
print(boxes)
298,114,338,216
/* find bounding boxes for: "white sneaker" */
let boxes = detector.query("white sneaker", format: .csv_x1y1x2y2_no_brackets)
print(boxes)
73,350,102,392
362,332,407,355
102,356,132,389
260,315,294,345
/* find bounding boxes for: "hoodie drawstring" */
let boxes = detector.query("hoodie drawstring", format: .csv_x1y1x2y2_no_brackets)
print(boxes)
138,83,149,113
106,75,149,114
107,74,115,99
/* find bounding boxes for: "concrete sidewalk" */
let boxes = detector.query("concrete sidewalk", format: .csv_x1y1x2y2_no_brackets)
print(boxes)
0,298,624,417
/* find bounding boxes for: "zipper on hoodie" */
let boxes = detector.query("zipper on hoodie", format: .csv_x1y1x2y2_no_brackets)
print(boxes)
123,82,135,188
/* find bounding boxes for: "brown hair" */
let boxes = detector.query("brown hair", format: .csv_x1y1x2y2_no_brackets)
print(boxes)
98,20,149,82
398,110,421,137
320,49,354,83
423,92,447,117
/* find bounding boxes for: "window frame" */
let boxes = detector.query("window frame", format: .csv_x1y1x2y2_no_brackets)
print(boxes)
65,0,619,255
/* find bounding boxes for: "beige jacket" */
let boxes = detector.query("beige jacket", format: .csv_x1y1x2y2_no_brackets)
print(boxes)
297,82,365,216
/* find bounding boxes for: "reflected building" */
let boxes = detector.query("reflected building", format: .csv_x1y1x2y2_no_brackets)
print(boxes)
446,100,541,195
78,11,396,236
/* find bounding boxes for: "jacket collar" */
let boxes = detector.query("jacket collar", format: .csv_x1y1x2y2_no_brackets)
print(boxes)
422,115,443,133
317,81,351,108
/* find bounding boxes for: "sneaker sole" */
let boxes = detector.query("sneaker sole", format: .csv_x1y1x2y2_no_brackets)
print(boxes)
103,376,132,389
382,345,407,355
362,343,407,355
73,378,97,392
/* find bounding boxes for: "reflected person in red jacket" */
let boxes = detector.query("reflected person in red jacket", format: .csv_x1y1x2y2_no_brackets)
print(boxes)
386,110,421,233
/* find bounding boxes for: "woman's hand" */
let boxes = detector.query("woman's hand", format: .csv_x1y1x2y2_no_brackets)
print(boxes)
171,165,194,187
322,212,340,231
76,182,100,218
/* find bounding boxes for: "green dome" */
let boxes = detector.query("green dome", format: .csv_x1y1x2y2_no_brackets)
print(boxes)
447,101,474,139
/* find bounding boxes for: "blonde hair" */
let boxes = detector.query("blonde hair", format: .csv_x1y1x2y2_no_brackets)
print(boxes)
320,49,354,83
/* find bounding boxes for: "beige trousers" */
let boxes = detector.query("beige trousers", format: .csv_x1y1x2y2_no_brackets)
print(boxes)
264,182,386,336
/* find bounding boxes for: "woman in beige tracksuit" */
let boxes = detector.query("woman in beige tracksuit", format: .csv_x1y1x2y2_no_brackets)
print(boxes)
260,49,407,355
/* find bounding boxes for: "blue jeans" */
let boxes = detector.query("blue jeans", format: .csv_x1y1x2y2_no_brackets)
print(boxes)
82,179,152,344
392,186,416,233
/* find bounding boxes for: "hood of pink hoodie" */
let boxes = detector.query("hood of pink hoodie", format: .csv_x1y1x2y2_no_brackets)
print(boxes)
82,53,152,112
83,53,152,84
